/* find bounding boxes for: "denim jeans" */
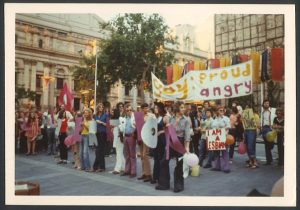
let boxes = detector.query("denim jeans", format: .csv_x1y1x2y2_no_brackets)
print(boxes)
261,126,274,163
244,130,256,158
47,128,56,154
80,134,91,170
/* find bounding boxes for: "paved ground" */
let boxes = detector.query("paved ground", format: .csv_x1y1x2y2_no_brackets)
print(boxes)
15,142,283,196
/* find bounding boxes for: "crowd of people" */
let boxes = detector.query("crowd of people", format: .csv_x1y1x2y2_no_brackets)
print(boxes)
15,99,284,193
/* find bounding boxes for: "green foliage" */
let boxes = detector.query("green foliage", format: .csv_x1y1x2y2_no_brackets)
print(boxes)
100,13,177,90
15,87,36,101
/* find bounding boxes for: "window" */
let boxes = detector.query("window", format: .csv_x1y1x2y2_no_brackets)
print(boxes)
74,80,80,91
57,78,64,89
38,39,43,48
35,94,41,108
125,86,130,96
36,75,42,88
74,98,80,111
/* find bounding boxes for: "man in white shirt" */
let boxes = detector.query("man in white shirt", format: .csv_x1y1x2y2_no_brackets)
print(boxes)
260,99,275,165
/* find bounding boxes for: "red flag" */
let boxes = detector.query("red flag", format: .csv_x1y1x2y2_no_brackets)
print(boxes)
166,66,173,85
211,59,220,69
239,55,249,63
58,83,74,111
271,48,284,81
187,61,194,71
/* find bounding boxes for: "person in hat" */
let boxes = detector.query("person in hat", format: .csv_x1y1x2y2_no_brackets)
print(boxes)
156,101,190,193
137,103,155,182
152,102,169,185
210,105,231,173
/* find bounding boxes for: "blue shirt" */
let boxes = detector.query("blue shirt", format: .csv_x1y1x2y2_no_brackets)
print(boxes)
95,113,108,133
125,116,135,135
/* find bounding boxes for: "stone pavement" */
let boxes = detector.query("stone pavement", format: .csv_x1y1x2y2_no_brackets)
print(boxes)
15,143,283,196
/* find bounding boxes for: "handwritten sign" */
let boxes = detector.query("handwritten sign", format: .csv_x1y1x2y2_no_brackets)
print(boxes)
152,60,253,101
206,128,226,150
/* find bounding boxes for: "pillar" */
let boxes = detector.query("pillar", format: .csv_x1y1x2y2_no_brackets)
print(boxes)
23,60,30,90
30,61,37,91
42,63,50,108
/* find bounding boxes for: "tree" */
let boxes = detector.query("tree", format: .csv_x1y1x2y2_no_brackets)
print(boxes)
70,52,120,104
99,13,177,98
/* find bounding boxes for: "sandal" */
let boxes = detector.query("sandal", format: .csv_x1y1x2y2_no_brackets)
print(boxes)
250,165,258,169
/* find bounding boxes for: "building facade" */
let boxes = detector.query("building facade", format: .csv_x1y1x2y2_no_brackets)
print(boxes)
214,14,284,109
15,14,208,111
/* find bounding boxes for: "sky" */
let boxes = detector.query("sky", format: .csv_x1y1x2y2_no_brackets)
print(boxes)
96,4,215,53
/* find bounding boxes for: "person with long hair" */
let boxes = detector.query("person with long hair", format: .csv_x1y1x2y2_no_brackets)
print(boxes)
17,111,28,154
80,108,93,171
151,102,169,185
93,103,108,172
111,102,125,175
241,103,260,169
25,111,40,155
56,110,69,164
211,105,231,173
156,101,190,193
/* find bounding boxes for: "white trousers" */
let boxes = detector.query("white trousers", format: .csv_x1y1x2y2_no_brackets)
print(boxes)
113,127,125,172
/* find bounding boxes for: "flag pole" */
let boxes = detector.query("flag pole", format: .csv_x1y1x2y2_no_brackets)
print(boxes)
94,46,98,114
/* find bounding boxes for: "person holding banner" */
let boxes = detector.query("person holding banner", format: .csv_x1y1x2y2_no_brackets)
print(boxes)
120,104,137,178
210,105,231,173
158,101,190,193
93,103,108,172
241,104,260,169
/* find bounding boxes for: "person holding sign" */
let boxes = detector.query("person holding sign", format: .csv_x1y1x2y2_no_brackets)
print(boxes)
167,101,190,193
241,103,260,169
210,105,231,173
200,109,214,168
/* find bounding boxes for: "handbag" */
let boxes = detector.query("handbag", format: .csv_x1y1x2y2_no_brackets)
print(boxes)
238,141,247,154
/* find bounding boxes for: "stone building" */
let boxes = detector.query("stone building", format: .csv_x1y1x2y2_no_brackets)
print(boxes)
15,14,208,111
214,14,284,109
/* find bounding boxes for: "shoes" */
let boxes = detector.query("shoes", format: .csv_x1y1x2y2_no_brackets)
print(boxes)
96,169,105,172
137,174,146,180
150,179,157,184
203,164,212,168
143,176,152,182
173,188,183,193
155,185,169,190
129,174,136,178
112,171,120,175
223,170,231,173
120,172,130,176
211,168,221,171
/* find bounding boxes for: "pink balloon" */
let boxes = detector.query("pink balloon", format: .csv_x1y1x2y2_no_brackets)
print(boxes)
238,142,247,154
186,153,199,167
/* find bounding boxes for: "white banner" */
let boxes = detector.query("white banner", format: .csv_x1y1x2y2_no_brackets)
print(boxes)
152,60,253,101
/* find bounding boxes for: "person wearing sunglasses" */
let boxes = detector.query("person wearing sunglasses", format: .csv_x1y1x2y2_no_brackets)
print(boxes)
120,104,137,178
210,105,231,173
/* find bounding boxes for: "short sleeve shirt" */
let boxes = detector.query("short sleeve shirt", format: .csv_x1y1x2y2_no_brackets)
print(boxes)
169,116,191,141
